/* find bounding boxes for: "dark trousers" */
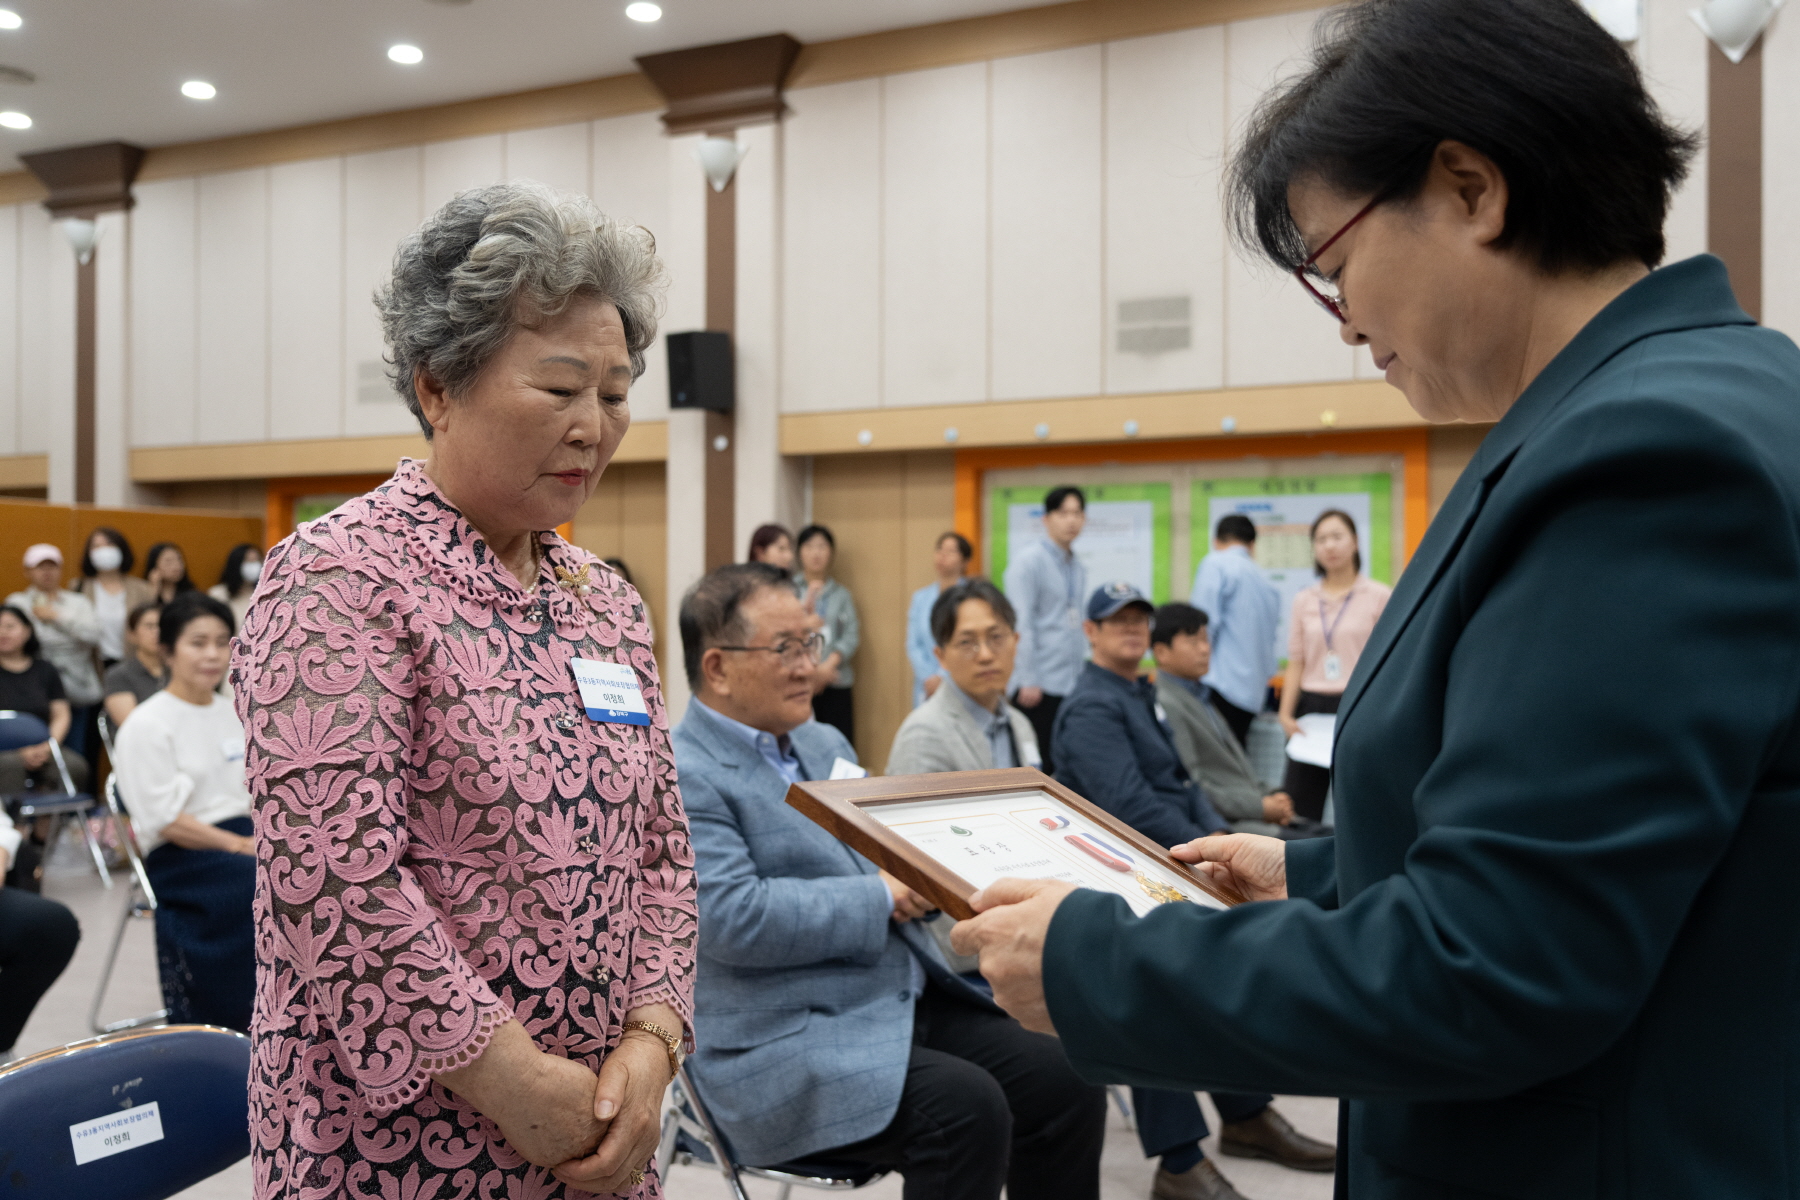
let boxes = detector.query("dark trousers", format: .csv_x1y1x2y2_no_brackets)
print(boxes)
1131,1088,1271,1163
1281,691,1342,822
1013,691,1064,774
0,886,80,1052
822,982,1106,1200
144,816,257,1032
813,685,855,744
1209,692,1258,748
0,748,91,797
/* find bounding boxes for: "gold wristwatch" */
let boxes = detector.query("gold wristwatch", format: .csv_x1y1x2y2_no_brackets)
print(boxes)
622,1020,684,1079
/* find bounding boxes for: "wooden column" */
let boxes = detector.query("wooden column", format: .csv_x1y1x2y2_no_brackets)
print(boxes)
20,141,145,504
639,35,800,572
1708,40,1762,321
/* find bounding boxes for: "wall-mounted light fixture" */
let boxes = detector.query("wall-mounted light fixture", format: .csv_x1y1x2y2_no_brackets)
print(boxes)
695,136,747,192
1691,0,1785,62
57,217,99,265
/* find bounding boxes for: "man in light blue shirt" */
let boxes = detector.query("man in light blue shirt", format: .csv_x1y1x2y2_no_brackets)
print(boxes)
1002,485,1088,773
905,532,972,707
1189,513,1280,746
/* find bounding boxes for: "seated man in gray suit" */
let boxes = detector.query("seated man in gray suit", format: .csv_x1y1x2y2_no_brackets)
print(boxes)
673,563,1106,1200
1150,603,1325,839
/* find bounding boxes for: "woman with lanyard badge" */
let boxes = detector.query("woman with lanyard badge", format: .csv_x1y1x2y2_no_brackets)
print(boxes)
1277,509,1389,821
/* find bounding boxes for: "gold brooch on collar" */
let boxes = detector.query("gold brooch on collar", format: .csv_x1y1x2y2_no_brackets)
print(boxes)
554,563,596,597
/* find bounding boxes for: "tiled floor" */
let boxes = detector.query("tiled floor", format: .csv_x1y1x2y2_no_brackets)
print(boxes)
16,844,1337,1200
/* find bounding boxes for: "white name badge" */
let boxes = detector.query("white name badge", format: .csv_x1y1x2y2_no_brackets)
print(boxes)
1022,741,1043,770
70,1100,165,1166
829,757,868,780
570,658,650,726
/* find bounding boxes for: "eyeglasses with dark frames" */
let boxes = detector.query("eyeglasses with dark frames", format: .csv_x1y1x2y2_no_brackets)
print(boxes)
1293,195,1383,323
714,632,827,669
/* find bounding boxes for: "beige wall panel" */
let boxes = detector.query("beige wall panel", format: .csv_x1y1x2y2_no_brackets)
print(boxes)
810,450,956,771
0,206,17,456
342,147,425,438
1222,9,1356,388
1103,28,1227,397
660,134,710,717
1638,0,1709,264
781,79,884,414
883,63,990,408
506,122,593,197
591,112,674,422
269,157,346,441
94,211,143,506
130,178,199,449
1764,8,1800,338
571,460,670,682
21,208,72,492
990,45,1104,402
422,134,506,214
734,122,786,552
196,168,272,445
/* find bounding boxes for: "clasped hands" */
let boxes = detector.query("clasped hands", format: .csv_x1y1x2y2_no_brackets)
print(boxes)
948,833,1290,1035
437,1013,678,1194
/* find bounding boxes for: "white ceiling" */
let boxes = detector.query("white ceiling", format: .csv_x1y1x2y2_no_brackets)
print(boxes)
0,0,1064,171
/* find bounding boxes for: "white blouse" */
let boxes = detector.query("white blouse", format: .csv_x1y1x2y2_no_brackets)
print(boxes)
113,690,252,853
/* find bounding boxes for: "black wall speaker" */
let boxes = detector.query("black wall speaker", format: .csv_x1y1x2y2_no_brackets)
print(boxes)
667,330,734,413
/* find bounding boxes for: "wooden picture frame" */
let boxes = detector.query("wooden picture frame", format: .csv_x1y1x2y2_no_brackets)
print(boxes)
786,767,1245,920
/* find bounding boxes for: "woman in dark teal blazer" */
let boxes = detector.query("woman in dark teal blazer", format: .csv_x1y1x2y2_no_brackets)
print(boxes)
951,1,1800,1197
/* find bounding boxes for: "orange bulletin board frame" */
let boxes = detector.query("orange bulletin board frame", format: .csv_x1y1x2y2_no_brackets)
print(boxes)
952,428,1431,576
264,474,577,549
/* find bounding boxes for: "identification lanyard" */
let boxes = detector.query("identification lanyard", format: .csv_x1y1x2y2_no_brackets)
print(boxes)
1318,587,1354,683
569,657,650,726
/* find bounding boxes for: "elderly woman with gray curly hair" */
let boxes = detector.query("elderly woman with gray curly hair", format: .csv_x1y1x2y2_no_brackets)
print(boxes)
232,182,697,1200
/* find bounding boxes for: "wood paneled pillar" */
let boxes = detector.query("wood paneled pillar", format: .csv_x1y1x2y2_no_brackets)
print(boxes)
639,35,800,572
19,141,145,504
1708,40,1762,321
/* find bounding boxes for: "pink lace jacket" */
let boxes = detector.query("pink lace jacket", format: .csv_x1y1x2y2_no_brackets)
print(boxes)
234,460,697,1200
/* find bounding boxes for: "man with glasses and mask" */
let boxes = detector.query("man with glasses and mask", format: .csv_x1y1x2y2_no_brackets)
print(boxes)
673,563,1105,1200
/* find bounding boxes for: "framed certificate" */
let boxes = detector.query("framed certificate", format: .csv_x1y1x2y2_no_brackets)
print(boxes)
786,767,1243,920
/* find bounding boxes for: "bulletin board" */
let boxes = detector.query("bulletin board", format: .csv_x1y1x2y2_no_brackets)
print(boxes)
988,482,1173,603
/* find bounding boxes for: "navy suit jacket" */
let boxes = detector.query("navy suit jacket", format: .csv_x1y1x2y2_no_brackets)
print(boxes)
672,703,993,1167
1040,257,1800,1199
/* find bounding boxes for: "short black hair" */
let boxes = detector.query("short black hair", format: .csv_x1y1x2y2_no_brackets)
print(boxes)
1311,509,1362,575
1044,486,1086,515
0,604,41,659
1152,602,1209,648
126,600,161,635
795,524,835,554
1227,0,1697,276
1215,514,1257,545
679,562,792,688
217,543,262,599
929,578,1016,648
159,590,235,650
936,531,973,562
81,527,135,577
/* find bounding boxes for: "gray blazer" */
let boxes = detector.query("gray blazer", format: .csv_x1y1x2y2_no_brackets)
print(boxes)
1154,674,1284,835
672,702,993,1167
884,681,1039,776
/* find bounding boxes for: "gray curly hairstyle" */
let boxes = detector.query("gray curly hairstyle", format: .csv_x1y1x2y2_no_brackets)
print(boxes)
376,181,665,439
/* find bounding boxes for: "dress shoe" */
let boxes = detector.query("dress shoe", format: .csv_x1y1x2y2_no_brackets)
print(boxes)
1151,1157,1251,1200
1219,1106,1336,1173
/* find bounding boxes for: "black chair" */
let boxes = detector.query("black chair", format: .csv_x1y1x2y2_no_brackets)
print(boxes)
658,1066,889,1200
90,773,169,1034
0,1024,251,1199
0,709,109,889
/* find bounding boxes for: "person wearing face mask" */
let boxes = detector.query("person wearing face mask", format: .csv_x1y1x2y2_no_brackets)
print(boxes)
6,544,103,758
75,528,153,669
112,592,255,1033
206,543,264,627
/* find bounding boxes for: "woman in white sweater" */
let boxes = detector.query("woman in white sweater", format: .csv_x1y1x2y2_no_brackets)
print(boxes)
113,591,254,1033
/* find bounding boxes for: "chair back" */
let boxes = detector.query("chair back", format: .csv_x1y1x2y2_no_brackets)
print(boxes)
97,709,118,758
105,773,156,904
0,1025,251,1200
660,1067,885,1198
0,709,51,753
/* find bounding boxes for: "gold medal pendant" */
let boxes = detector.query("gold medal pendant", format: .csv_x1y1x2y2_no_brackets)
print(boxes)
1133,870,1189,906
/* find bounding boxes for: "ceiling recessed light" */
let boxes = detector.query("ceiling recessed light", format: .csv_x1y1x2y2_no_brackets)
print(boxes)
0,11,20,31
0,110,29,129
625,3,662,22
181,80,216,100
387,43,423,65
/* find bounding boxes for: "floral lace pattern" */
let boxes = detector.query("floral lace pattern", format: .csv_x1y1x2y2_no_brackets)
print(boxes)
235,459,696,1200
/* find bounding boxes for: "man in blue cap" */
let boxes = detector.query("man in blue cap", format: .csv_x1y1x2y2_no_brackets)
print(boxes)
1052,581,1333,1200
